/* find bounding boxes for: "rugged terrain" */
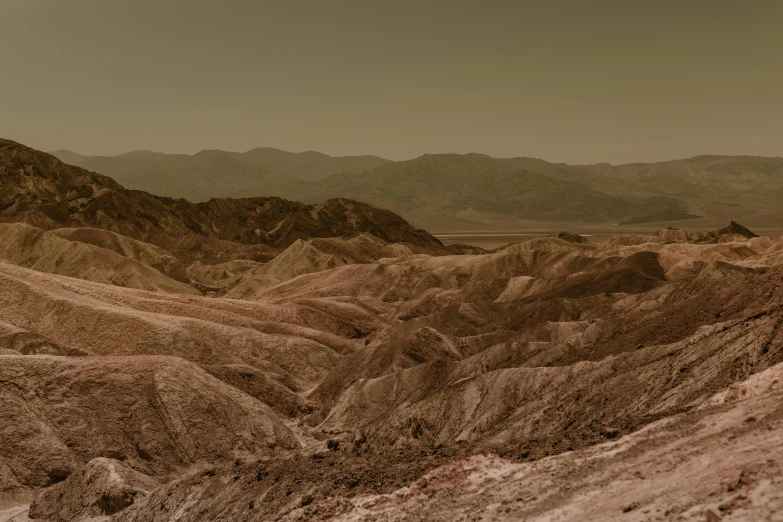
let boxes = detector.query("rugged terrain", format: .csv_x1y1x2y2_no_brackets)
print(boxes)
1,139,782,521
2,139,442,260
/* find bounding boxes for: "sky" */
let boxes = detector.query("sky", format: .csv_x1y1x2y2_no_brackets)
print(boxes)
1,0,782,164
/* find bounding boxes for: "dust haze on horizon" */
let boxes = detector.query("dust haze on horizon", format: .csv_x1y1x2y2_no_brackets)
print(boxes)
1,0,782,164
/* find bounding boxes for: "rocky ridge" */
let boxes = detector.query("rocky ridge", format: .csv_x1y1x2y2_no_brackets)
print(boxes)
1,138,443,257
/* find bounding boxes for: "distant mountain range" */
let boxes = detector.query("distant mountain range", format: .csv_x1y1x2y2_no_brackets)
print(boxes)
50,148,390,202
50,148,783,231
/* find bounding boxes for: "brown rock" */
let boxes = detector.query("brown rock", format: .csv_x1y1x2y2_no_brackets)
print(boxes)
29,458,159,521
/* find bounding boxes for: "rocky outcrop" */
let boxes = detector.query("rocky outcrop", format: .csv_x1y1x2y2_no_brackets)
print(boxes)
718,220,759,238
602,221,761,246
29,458,159,522
553,231,589,243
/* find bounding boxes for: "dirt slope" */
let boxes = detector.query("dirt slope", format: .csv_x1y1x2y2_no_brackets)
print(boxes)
0,223,197,294
0,210,781,521
0,355,298,492
0,259,364,390
284,363,783,522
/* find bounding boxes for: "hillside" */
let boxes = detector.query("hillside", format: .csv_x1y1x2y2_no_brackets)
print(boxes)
0,205,782,520
2,139,442,257
52,147,783,231
283,153,702,226
4,223,777,521
3,136,783,521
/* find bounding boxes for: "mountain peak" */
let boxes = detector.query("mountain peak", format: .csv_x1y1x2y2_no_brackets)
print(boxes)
720,221,759,238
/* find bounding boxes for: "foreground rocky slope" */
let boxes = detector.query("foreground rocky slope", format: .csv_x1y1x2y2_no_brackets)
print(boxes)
282,364,783,521
1,139,782,521
0,220,780,521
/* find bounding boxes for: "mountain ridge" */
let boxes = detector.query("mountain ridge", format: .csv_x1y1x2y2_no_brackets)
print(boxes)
285,153,702,226
1,138,443,258
50,146,783,231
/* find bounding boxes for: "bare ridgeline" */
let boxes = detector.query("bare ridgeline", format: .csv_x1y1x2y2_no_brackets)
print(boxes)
1,137,782,521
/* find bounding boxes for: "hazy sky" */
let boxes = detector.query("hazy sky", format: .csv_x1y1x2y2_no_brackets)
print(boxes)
1,0,781,163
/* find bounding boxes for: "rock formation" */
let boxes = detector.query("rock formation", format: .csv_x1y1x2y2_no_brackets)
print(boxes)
1,139,781,521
